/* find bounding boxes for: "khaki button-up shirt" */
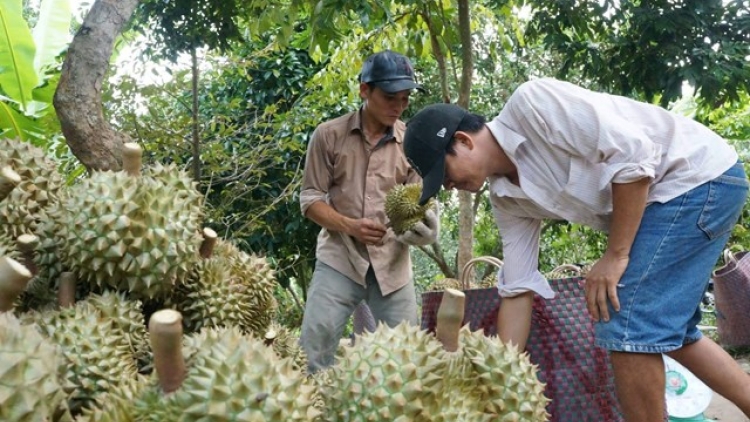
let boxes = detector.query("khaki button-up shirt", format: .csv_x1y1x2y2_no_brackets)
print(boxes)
300,109,421,295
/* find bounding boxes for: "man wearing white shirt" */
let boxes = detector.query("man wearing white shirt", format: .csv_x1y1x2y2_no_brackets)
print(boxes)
403,78,750,421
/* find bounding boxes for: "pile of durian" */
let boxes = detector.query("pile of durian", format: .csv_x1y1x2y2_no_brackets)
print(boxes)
0,137,550,421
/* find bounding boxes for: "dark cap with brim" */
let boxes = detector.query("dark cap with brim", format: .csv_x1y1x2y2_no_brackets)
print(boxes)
360,50,425,94
403,103,470,205
370,78,425,94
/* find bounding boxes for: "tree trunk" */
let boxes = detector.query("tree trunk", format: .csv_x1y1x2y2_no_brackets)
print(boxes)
456,0,475,275
191,45,201,182
53,0,140,172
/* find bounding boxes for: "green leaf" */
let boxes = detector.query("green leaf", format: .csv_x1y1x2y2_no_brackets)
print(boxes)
0,0,39,110
0,100,39,140
33,0,72,76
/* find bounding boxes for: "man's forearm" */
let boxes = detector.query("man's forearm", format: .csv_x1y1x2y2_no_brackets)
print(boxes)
305,201,352,235
608,178,650,257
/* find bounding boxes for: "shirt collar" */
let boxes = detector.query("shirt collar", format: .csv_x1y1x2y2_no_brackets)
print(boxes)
351,107,397,144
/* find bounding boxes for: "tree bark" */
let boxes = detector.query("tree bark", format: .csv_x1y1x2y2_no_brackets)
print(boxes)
456,0,475,276
53,0,140,172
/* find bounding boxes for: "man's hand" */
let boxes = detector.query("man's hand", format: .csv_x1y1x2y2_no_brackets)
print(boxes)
349,218,387,246
584,251,628,322
396,206,439,246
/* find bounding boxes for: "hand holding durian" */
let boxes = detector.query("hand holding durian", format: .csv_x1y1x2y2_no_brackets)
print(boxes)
384,183,440,246
395,204,439,246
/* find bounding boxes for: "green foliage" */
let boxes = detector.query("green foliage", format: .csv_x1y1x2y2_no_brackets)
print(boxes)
525,0,750,107
0,0,71,145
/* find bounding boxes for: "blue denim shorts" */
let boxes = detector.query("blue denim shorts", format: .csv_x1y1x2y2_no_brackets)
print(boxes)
596,162,749,353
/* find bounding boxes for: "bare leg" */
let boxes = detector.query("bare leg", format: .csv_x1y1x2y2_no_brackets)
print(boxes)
610,351,666,422
667,337,750,416
496,291,534,349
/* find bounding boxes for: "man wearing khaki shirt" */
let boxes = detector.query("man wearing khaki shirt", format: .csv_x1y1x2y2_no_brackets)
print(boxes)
299,50,438,372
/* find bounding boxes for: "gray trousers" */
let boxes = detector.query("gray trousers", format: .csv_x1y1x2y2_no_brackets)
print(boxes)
299,261,417,373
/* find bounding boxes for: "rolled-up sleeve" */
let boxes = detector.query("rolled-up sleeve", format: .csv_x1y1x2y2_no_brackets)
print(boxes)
492,205,556,299
300,128,332,216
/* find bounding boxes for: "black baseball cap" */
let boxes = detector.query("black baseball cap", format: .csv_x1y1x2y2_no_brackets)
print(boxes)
404,103,471,205
359,50,424,93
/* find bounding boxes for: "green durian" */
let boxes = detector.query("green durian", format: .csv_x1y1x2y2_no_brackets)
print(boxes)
0,137,64,238
173,239,277,336
0,312,72,422
52,163,203,299
323,322,448,421
23,297,140,414
443,327,550,421
265,321,307,371
427,277,463,291
385,183,435,235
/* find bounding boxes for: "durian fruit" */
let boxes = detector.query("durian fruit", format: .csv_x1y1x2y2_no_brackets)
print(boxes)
23,295,140,414
427,277,463,291
323,322,448,421
265,321,307,371
16,215,71,312
0,137,64,238
82,310,322,421
172,325,321,421
86,290,152,371
0,312,73,422
0,230,19,260
174,238,277,336
51,144,203,299
385,183,436,235
75,375,153,422
441,328,550,421
0,165,22,201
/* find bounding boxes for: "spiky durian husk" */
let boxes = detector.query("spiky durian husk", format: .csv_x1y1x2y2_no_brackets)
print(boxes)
158,326,321,421
443,328,550,421
0,312,73,422
265,321,307,371
0,137,64,238
14,209,71,313
24,298,140,414
427,277,463,291
384,183,435,235
175,239,276,336
53,164,203,299
323,322,447,421
86,291,152,371
0,231,19,259
75,375,152,422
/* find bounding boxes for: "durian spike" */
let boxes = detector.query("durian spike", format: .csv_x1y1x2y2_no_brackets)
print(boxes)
122,143,143,177
149,309,186,394
16,233,39,276
436,288,465,352
0,166,21,202
0,256,32,312
58,272,77,308
199,227,218,259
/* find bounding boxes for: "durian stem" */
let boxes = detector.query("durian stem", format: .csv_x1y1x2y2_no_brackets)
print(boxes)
16,234,39,276
0,256,33,312
58,272,76,308
0,166,21,202
149,309,186,394
199,227,217,259
264,328,277,346
122,143,143,177
436,288,465,352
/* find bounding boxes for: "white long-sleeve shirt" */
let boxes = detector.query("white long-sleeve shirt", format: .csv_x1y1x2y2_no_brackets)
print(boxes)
488,78,738,298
